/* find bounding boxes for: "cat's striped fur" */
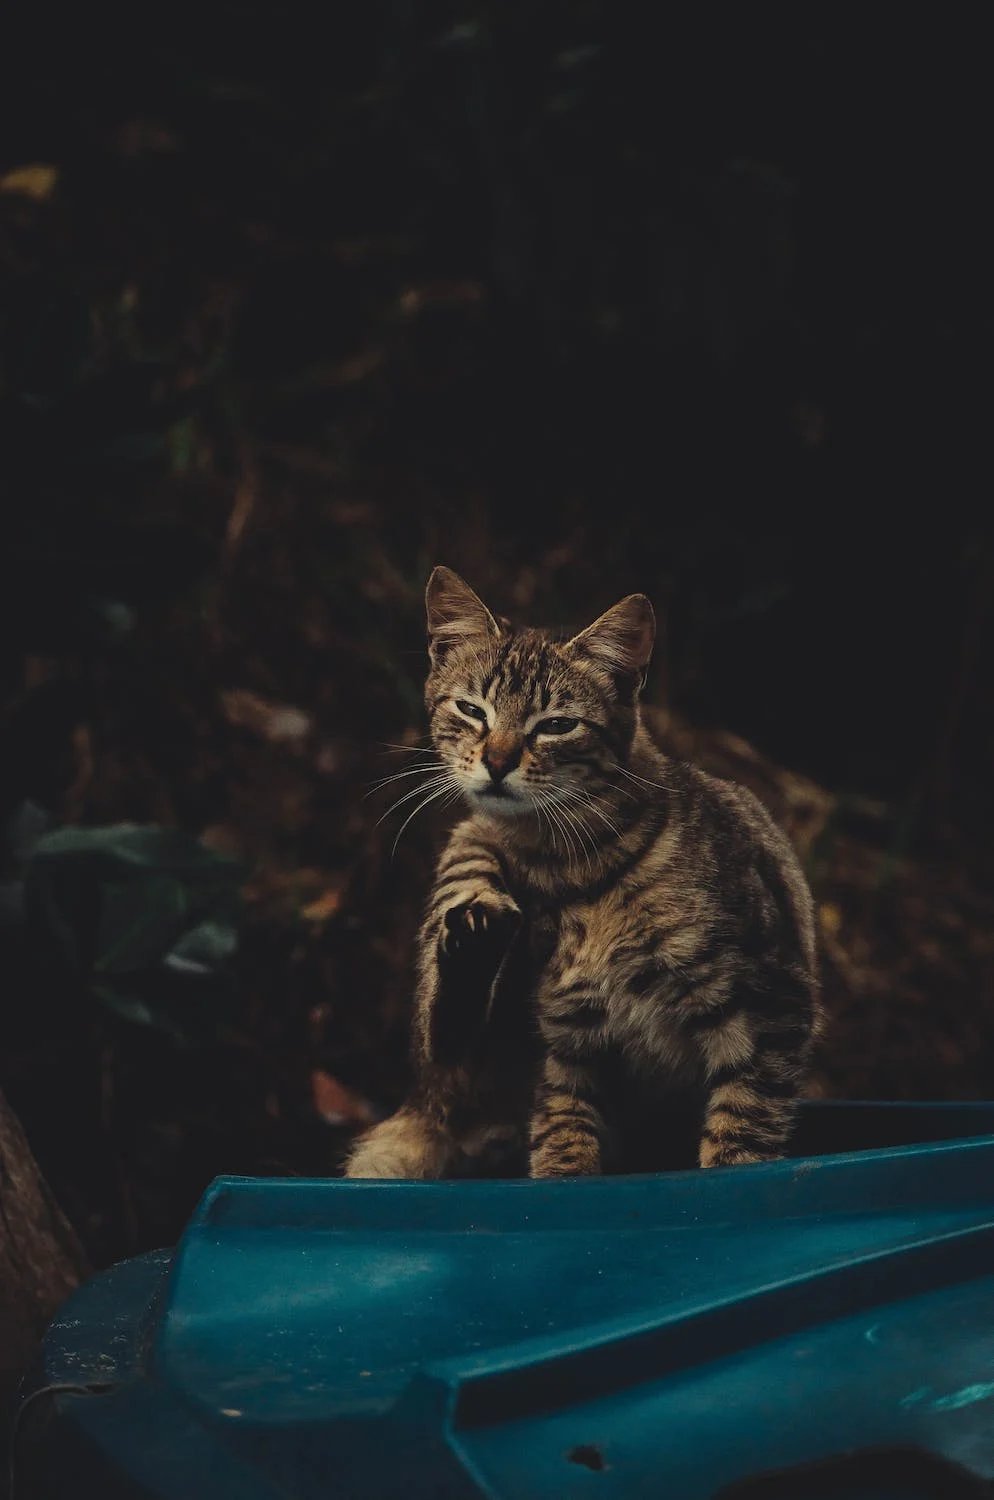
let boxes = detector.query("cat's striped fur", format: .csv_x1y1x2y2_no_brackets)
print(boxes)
345,567,822,1178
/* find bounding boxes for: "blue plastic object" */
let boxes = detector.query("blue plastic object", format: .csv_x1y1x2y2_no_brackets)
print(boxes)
21,1101,994,1499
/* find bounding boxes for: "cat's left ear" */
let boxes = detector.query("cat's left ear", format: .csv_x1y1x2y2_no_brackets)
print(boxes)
567,594,655,688
425,566,501,667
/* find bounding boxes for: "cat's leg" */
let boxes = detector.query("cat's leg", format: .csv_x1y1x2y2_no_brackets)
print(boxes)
345,826,522,1179
698,1061,800,1167
428,896,522,1064
529,1054,606,1176
691,975,815,1167
415,829,522,1068
529,1043,608,1178
528,972,610,1177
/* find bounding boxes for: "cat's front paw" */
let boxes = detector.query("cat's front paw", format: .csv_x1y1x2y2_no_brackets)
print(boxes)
439,895,522,988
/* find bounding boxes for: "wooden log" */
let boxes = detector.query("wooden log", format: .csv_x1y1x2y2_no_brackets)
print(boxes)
0,1085,90,1416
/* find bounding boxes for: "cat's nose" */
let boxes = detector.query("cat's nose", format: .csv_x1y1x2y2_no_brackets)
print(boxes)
483,735,522,782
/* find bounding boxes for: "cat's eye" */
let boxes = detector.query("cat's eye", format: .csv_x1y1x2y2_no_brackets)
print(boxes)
455,699,488,723
537,717,579,736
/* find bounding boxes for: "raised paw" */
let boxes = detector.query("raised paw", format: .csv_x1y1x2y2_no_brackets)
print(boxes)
439,897,522,987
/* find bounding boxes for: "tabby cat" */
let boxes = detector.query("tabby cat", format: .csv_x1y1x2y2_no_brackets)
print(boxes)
344,567,822,1179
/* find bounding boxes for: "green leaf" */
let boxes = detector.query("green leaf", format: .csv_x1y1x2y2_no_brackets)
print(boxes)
27,823,244,880
93,960,240,1047
166,919,238,973
22,825,247,1045
93,874,189,976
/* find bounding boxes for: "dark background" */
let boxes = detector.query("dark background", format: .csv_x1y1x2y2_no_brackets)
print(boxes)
1,4,992,1267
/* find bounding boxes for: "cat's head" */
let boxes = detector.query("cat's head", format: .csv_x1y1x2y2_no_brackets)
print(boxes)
424,566,655,818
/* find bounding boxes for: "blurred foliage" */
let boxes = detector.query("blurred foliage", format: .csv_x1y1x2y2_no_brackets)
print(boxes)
0,801,246,1039
0,3,992,1263
0,272,217,657
19,821,245,1045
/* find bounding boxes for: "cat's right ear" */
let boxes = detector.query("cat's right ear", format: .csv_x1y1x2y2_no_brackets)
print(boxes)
425,566,500,667
566,593,656,690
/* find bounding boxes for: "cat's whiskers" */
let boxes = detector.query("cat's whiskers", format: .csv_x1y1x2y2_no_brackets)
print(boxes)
605,777,638,801
365,761,445,796
554,807,584,868
556,800,600,863
542,788,598,864
548,784,605,844
527,793,558,855
616,764,673,794
526,791,543,840
376,772,453,826
554,782,624,840
538,792,580,867
539,800,560,855
390,779,460,859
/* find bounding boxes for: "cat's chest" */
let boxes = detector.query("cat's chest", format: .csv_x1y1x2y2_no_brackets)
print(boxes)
527,881,731,1073
539,881,703,978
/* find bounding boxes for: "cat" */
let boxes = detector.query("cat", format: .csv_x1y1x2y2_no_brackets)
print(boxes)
344,566,822,1179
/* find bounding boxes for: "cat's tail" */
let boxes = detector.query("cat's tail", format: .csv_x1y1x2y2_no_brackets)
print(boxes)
342,1105,453,1179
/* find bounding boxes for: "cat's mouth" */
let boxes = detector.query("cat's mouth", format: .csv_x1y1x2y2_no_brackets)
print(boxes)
469,782,526,814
